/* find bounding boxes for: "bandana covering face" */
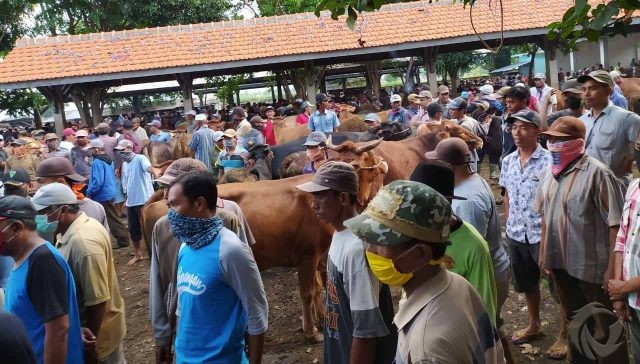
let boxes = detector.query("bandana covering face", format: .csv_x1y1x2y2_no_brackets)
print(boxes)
167,209,223,250
548,138,585,177
118,151,134,162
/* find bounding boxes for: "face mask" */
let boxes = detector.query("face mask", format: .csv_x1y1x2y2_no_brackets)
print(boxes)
306,147,325,162
223,139,235,148
565,96,582,110
118,151,134,162
35,214,59,243
167,209,223,250
548,138,585,177
365,251,415,286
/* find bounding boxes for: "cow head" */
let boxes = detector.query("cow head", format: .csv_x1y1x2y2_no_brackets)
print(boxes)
324,136,388,210
416,120,483,152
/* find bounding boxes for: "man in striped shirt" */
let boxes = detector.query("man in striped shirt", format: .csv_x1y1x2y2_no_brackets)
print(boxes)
536,116,626,363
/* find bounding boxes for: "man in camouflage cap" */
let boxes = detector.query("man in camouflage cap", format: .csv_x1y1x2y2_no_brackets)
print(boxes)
345,180,506,364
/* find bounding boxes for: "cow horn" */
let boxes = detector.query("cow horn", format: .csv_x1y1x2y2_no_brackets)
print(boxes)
325,135,340,151
354,138,383,154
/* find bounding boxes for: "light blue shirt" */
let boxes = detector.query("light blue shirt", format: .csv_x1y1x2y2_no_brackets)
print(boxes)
610,91,629,110
150,131,171,143
122,154,154,207
308,110,340,133
189,126,218,172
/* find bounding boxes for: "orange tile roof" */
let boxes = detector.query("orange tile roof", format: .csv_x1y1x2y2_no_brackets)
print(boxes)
0,0,575,88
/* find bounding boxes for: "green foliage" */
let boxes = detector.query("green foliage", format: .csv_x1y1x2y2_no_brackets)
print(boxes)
257,0,317,16
0,89,50,118
211,74,248,105
1,0,36,56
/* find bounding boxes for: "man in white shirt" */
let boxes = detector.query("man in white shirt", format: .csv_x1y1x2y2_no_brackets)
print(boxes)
530,73,557,115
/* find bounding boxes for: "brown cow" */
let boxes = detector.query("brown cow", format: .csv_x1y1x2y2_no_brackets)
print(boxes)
273,123,310,144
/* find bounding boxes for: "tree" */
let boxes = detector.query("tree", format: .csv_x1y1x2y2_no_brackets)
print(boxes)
0,89,49,127
436,51,474,96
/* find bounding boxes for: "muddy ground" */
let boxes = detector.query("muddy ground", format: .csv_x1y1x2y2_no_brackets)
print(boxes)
115,164,564,364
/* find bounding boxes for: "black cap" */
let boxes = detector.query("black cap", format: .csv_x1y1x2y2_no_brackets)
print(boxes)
1,169,31,186
0,196,37,220
123,119,134,129
316,93,329,103
410,162,467,200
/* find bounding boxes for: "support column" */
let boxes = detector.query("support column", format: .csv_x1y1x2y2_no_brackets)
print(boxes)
569,50,575,73
599,38,608,68
423,47,439,96
37,85,71,136
304,60,317,103
175,73,194,112
544,39,559,89
270,85,276,103
235,90,241,105
320,76,327,94
276,76,283,101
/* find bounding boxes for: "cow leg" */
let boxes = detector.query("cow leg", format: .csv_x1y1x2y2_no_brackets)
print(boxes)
297,254,324,343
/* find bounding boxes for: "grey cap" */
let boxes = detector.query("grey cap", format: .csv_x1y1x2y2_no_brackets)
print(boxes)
0,195,37,220
561,79,582,94
448,97,467,110
578,70,614,88
315,93,330,103
30,182,78,211
506,109,543,129
364,113,381,123
89,139,105,149
302,131,327,147
295,161,358,195
301,101,312,109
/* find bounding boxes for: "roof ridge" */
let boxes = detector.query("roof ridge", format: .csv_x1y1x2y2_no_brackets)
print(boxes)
13,0,442,47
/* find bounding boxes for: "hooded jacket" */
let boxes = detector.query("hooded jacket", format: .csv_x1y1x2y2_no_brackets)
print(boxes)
86,154,117,202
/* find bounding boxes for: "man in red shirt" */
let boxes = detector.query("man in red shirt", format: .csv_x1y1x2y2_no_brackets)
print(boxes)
296,101,312,125
262,106,277,146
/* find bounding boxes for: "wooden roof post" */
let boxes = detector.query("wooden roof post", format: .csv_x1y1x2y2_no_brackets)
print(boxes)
543,38,559,90
423,47,439,97
37,85,71,136
175,73,194,112
304,60,316,107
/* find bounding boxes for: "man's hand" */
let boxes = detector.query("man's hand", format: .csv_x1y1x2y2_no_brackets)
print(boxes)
115,168,121,177
81,327,97,349
155,344,173,364
613,300,632,322
603,267,615,294
608,279,628,301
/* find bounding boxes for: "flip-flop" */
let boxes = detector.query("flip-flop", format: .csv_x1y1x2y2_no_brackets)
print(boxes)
511,328,544,344
545,342,568,360
126,256,145,266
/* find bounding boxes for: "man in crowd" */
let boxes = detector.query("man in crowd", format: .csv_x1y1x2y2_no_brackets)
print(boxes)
2,168,32,197
436,85,451,118
387,94,411,126
86,140,130,250
60,128,76,151
70,129,92,179
240,117,266,150
94,122,117,159
296,101,312,125
609,70,628,109
530,73,557,115
301,132,328,174
405,94,421,120
345,181,505,363
578,70,640,188
359,113,383,142
208,113,225,132
229,107,247,130
44,133,70,159
119,119,142,154
189,114,219,173
131,117,149,146
0,195,84,364
115,139,155,265
262,106,277,146
536,117,626,363
296,162,397,363
0,135,7,170
410,90,434,124
167,172,268,363
149,158,253,363
148,120,170,143
448,97,483,172
499,110,552,346
4,139,39,186
501,86,531,160
31,183,127,364
542,79,585,126
309,93,340,133
218,129,247,180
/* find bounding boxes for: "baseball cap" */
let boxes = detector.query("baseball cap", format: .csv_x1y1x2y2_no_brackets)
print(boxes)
186,110,197,116
210,113,222,120
610,70,622,79
154,158,208,185
212,131,224,141
36,157,86,182
195,114,207,121
75,130,88,137
295,161,358,195
542,116,586,139
425,137,472,165
410,162,466,200
265,106,275,111
149,120,161,127
437,85,450,95
390,94,402,103
114,139,133,150
426,103,443,115
578,70,614,88
514,82,525,87
1,169,31,187
231,107,246,117
89,139,104,149
493,86,511,99
315,93,330,103
407,94,421,104
30,182,78,211
474,100,490,110
10,139,27,146
418,90,433,99
223,129,236,138
364,113,381,123
44,133,58,141
533,73,546,80
249,116,264,124
460,91,469,100
344,180,451,246
506,110,543,129
302,131,327,147
123,119,134,129
0,196,37,220
479,84,494,95
560,79,582,94
448,97,467,110
96,122,110,132
301,101,312,109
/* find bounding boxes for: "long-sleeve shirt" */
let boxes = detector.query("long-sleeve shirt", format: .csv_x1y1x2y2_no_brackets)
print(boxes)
188,125,218,172
86,155,117,203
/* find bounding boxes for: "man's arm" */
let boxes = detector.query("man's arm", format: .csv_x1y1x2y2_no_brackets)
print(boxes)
503,190,509,222
77,253,111,339
149,222,174,350
248,333,265,364
44,315,69,364
84,302,106,340
350,338,376,364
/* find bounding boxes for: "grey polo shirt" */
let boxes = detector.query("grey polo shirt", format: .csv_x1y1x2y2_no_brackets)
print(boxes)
581,102,640,187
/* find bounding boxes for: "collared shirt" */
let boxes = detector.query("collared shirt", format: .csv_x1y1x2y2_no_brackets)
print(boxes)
530,84,557,115
393,270,504,364
535,155,623,284
56,212,126,360
121,154,154,207
149,131,171,143
499,144,552,243
387,107,412,127
188,125,218,172
614,179,640,309
610,91,629,110
581,102,640,187
70,145,92,178
133,126,149,144
309,109,340,132
47,147,70,159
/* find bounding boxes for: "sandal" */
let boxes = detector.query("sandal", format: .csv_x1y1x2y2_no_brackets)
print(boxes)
545,342,568,360
511,328,544,344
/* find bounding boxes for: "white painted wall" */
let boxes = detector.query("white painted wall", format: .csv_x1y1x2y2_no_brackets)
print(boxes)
555,33,640,73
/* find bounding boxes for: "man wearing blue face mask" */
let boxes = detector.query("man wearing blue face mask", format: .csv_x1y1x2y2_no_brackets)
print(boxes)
166,171,268,364
344,181,506,364
217,129,247,181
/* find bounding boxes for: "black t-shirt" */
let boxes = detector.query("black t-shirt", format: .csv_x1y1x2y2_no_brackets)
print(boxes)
0,311,37,364
27,244,69,322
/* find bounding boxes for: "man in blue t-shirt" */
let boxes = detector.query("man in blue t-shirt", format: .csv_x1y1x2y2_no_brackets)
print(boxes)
166,172,268,363
0,195,85,364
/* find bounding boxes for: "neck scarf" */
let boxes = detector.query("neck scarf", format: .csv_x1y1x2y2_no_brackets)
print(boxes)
71,183,86,200
167,209,223,250
548,138,584,177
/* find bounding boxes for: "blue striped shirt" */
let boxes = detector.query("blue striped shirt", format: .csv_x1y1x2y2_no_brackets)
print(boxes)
308,110,340,133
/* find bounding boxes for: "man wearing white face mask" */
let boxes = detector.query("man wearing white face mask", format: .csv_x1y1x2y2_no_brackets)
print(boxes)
302,132,328,174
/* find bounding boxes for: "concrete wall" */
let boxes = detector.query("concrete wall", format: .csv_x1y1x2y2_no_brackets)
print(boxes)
555,33,640,73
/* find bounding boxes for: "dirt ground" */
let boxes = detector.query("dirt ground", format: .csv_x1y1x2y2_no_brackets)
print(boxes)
115,164,564,364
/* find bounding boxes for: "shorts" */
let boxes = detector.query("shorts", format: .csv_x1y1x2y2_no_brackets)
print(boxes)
127,205,143,242
508,236,541,293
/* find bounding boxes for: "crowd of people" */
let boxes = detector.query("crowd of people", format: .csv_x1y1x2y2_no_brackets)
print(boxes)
0,66,640,364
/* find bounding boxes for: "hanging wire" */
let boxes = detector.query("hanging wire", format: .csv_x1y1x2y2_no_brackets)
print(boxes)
469,0,504,53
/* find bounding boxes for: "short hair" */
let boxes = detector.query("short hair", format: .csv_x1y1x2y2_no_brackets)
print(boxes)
6,218,36,231
426,103,443,118
97,129,109,136
3,184,28,197
329,189,358,206
504,86,530,102
169,171,218,211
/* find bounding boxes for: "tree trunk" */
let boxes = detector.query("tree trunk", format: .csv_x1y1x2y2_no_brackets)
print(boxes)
132,95,142,114
33,109,43,129
277,71,293,102
89,88,106,127
70,90,91,125
448,69,460,97
364,61,383,100
287,69,305,101
527,44,539,87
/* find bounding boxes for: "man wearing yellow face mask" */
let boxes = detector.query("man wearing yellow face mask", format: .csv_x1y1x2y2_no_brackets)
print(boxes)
295,161,397,364
344,181,506,364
